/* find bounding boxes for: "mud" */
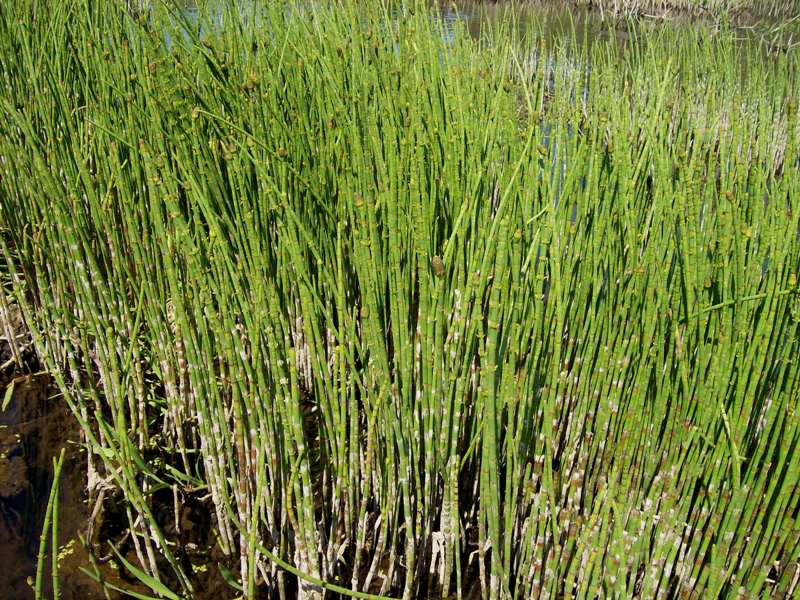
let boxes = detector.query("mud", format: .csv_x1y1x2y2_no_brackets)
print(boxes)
0,298,108,597
1,298,241,599
0,299,148,598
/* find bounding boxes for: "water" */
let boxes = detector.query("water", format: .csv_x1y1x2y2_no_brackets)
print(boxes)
0,300,109,597
161,0,622,51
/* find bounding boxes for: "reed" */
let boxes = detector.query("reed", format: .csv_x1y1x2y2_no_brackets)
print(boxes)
1,1,799,598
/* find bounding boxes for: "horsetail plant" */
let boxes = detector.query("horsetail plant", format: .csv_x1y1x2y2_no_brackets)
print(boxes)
1,0,799,598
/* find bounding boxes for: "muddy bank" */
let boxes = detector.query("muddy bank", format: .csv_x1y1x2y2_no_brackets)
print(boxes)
0,374,103,598
1,299,241,598
0,301,164,599
1,300,106,597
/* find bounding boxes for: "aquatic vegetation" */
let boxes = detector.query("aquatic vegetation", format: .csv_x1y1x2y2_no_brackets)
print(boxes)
1,0,799,598
549,0,800,20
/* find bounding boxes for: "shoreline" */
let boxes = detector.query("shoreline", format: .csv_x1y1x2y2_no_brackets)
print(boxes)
447,0,800,23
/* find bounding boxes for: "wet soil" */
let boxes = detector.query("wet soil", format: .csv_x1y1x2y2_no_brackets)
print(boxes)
1,300,241,599
0,301,158,599
0,373,104,598
0,301,108,598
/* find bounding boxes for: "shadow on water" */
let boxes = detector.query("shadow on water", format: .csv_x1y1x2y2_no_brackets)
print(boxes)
0,303,122,598
0,299,243,596
0,302,153,600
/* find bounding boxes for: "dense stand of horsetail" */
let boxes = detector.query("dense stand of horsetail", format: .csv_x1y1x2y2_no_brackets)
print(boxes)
1,0,799,598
